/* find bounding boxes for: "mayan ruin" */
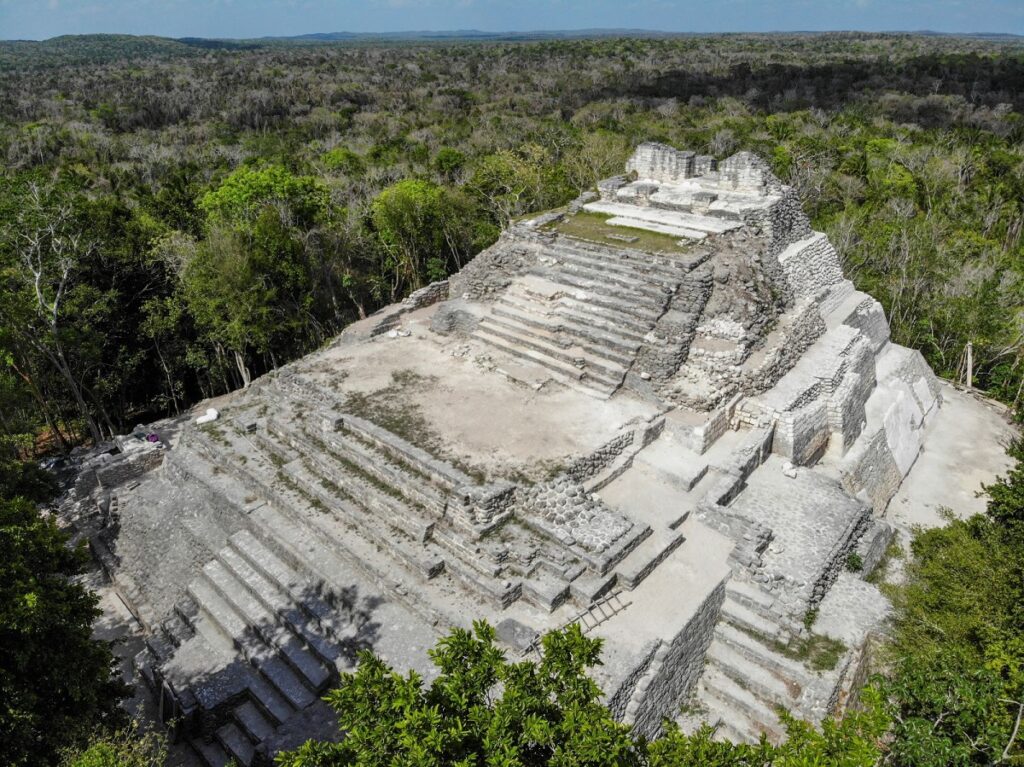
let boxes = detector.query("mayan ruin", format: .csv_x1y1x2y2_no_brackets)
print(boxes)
52,142,1013,766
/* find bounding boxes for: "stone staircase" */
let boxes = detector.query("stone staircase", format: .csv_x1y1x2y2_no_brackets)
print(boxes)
136,523,365,767
696,580,814,744
474,238,692,396
123,435,457,767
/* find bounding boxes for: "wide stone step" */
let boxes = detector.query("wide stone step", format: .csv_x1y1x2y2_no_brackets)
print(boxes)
612,528,683,590
720,597,789,642
506,277,660,331
546,243,688,284
706,639,803,707
700,668,784,741
216,721,255,767
713,623,814,686
202,559,331,693
278,457,443,579
234,699,276,744
245,674,295,726
494,303,642,355
248,429,438,573
724,579,780,618
583,200,741,235
473,327,619,396
487,310,636,369
552,256,677,299
216,545,344,670
554,296,657,337
500,289,651,344
607,215,708,240
288,422,448,517
228,530,352,646
540,270,668,317
479,316,629,379
191,737,231,767
545,238,692,279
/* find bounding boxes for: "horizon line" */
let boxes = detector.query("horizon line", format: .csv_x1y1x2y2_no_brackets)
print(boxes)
3,27,1023,44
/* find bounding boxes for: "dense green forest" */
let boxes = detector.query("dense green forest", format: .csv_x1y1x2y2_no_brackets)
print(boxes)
2,33,1023,455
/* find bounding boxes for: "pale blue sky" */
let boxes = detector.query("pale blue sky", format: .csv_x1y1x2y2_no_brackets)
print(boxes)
2,0,1022,41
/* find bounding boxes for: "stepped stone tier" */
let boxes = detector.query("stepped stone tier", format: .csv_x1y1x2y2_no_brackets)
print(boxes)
60,142,989,765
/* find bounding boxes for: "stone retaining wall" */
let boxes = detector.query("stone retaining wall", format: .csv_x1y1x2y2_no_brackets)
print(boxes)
624,579,728,738
448,229,539,300
95,446,166,489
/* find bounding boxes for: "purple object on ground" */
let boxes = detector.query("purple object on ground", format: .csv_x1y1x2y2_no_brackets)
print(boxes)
147,433,160,443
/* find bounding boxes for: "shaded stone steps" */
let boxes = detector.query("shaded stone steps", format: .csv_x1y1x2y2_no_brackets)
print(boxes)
244,488,450,630
478,316,629,382
216,542,345,671
484,310,635,369
233,699,276,745
216,721,254,767
181,426,438,621
227,530,360,661
493,301,643,355
201,558,332,692
191,737,231,767
244,661,303,727
170,597,296,734
186,577,318,710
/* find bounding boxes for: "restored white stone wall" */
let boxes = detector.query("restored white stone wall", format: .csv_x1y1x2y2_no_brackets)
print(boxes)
626,142,696,182
778,233,846,300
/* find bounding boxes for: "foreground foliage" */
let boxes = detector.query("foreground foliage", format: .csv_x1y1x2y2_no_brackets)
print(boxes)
0,454,129,766
876,439,1024,766
276,622,889,767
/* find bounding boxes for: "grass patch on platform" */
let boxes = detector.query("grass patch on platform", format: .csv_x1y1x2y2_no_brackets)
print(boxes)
344,369,488,483
738,623,847,672
544,210,692,255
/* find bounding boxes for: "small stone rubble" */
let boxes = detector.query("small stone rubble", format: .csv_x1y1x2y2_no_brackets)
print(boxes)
57,142,970,764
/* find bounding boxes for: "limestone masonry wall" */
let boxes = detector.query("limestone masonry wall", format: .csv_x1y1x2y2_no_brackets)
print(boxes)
626,142,697,182
624,579,728,738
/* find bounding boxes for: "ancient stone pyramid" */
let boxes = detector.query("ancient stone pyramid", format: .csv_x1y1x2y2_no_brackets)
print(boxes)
68,143,943,764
